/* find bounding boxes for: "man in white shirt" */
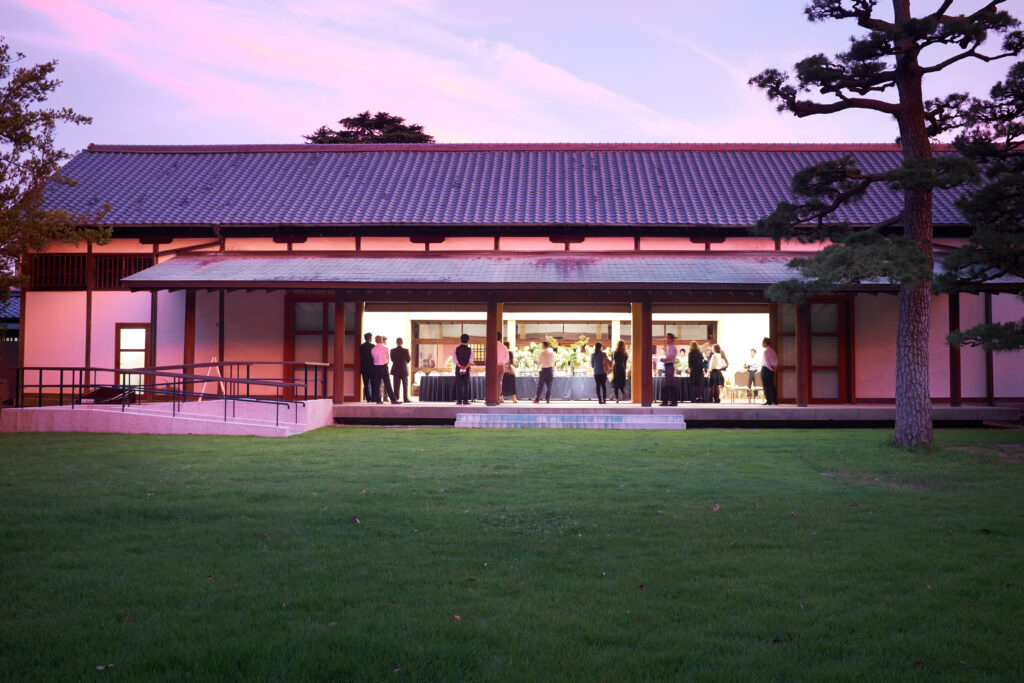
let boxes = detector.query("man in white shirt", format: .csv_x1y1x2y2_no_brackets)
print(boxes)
532,340,556,403
659,333,679,406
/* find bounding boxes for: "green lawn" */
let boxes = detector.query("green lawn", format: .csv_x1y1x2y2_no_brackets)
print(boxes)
1,428,1022,681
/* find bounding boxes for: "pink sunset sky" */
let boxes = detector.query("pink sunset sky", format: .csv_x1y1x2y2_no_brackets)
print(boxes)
6,0,1022,150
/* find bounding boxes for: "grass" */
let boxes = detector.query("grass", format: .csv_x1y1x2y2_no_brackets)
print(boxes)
1,427,1022,681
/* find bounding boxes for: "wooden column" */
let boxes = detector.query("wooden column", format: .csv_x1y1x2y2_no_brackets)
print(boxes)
631,300,653,406
796,302,811,407
85,243,94,370
218,289,225,363
631,303,642,404
149,244,159,369
485,299,502,406
984,293,994,406
948,293,961,407
183,290,196,396
355,300,365,401
642,299,653,406
333,292,346,403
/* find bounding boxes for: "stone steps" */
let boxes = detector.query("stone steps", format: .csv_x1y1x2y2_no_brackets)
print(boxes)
454,413,686,430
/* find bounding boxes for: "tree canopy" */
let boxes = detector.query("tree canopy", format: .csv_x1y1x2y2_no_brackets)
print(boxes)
0,37,107,302
304,111,434,144
934,61,1024,352
748,0,1023,446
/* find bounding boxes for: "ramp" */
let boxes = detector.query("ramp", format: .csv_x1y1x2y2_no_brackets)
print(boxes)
454,412,686,430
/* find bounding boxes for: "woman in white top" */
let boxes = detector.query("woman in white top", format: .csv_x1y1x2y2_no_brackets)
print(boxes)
707,344,728,404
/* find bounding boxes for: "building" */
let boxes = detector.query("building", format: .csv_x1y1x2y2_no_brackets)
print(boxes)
20,142,1023,407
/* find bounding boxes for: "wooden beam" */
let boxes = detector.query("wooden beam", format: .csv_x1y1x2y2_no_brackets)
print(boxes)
948,293,961,407
355,300,365,401
85,243,94,370
333,291,346,403
218,290,225,362
631,302,642,404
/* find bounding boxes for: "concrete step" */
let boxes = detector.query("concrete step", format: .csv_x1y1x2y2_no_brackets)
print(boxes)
454,413,686,430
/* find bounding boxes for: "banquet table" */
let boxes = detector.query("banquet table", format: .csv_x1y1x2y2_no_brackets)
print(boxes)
417,374,711,403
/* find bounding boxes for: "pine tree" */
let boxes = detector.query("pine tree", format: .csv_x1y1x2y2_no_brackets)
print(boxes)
934,61,1024,352
304,111,434,144
749,0,1023,446
1,38,108,302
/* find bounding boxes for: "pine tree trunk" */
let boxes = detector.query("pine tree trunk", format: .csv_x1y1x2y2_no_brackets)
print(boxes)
892,0,934,446
895,281,934,445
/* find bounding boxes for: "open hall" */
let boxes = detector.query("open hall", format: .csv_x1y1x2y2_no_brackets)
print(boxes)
9,143,1023,430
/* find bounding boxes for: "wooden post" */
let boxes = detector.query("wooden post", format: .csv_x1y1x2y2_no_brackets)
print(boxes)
485,298,501,406
333,292,346,403
984,293,994,406
355,300,365,401
796,302,811,407
948,293,961,407
85,243,94,370
218,289,226,363
183,290,196,396
631,302,642,404
641,299,653,407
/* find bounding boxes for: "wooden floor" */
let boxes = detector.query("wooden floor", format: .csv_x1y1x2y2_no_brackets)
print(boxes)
333,400,1020,427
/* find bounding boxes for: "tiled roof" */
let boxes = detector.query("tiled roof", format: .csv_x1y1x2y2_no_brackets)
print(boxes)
46,143,966,229
122,251,804,289
0,291,20,320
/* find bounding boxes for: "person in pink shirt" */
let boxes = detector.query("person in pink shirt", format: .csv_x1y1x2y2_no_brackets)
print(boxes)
372,336,399,404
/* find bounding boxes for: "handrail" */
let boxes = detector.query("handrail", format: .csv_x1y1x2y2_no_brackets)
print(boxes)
12,361,332,426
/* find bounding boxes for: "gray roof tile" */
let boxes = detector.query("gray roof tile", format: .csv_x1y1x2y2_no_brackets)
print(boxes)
47,143,967,228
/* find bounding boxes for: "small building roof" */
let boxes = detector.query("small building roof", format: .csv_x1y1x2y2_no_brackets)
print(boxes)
0,291,20,320
47,143,966,230
123,251,799,290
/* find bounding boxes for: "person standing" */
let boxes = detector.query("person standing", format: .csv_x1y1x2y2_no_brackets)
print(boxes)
501,341,518,403
372,335,399,404
761,337,779,405
532,340,556,404
452,333,474,405
611,340,628,403
360,332,376,402
494,332,510,405
659,333,679,406
591,342,609,404
390,337,411,403
687,341,704,403
744,348,759,400
707,344,728,403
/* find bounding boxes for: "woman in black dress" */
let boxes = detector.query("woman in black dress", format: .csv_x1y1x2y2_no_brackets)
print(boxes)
501,341,518,403
687,341,704,403
611,340,628,403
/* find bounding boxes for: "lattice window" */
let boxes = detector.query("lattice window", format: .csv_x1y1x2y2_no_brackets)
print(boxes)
29,254,86,290
94,254,154,289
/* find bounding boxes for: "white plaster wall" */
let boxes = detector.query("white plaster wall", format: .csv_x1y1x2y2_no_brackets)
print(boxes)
89,291,152,369
569,237,634,251
195,290,220,365
93,238,154,254
431,237,494,251
361,237,423,251
959,294,988,399
992,293,1024,398
223,290,285,393
291,237,357,251
498,237,560,251
854,294,898,400
23,291,87,368
928,294,951,399
156,290,185,367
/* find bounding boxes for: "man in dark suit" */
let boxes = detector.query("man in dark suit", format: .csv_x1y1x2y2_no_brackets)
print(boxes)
391,337,412,403
360,332,376,402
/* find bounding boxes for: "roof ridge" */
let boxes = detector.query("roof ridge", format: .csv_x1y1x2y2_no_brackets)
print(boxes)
85,142,947,154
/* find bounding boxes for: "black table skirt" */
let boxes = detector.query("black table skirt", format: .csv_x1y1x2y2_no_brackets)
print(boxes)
417,375,711,402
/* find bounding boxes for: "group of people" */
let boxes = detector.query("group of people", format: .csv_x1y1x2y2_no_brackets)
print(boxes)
650,336,778,406
363,329,780,407
359,332,412,405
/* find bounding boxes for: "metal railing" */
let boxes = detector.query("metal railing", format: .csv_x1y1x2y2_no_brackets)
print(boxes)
12,361,332,427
